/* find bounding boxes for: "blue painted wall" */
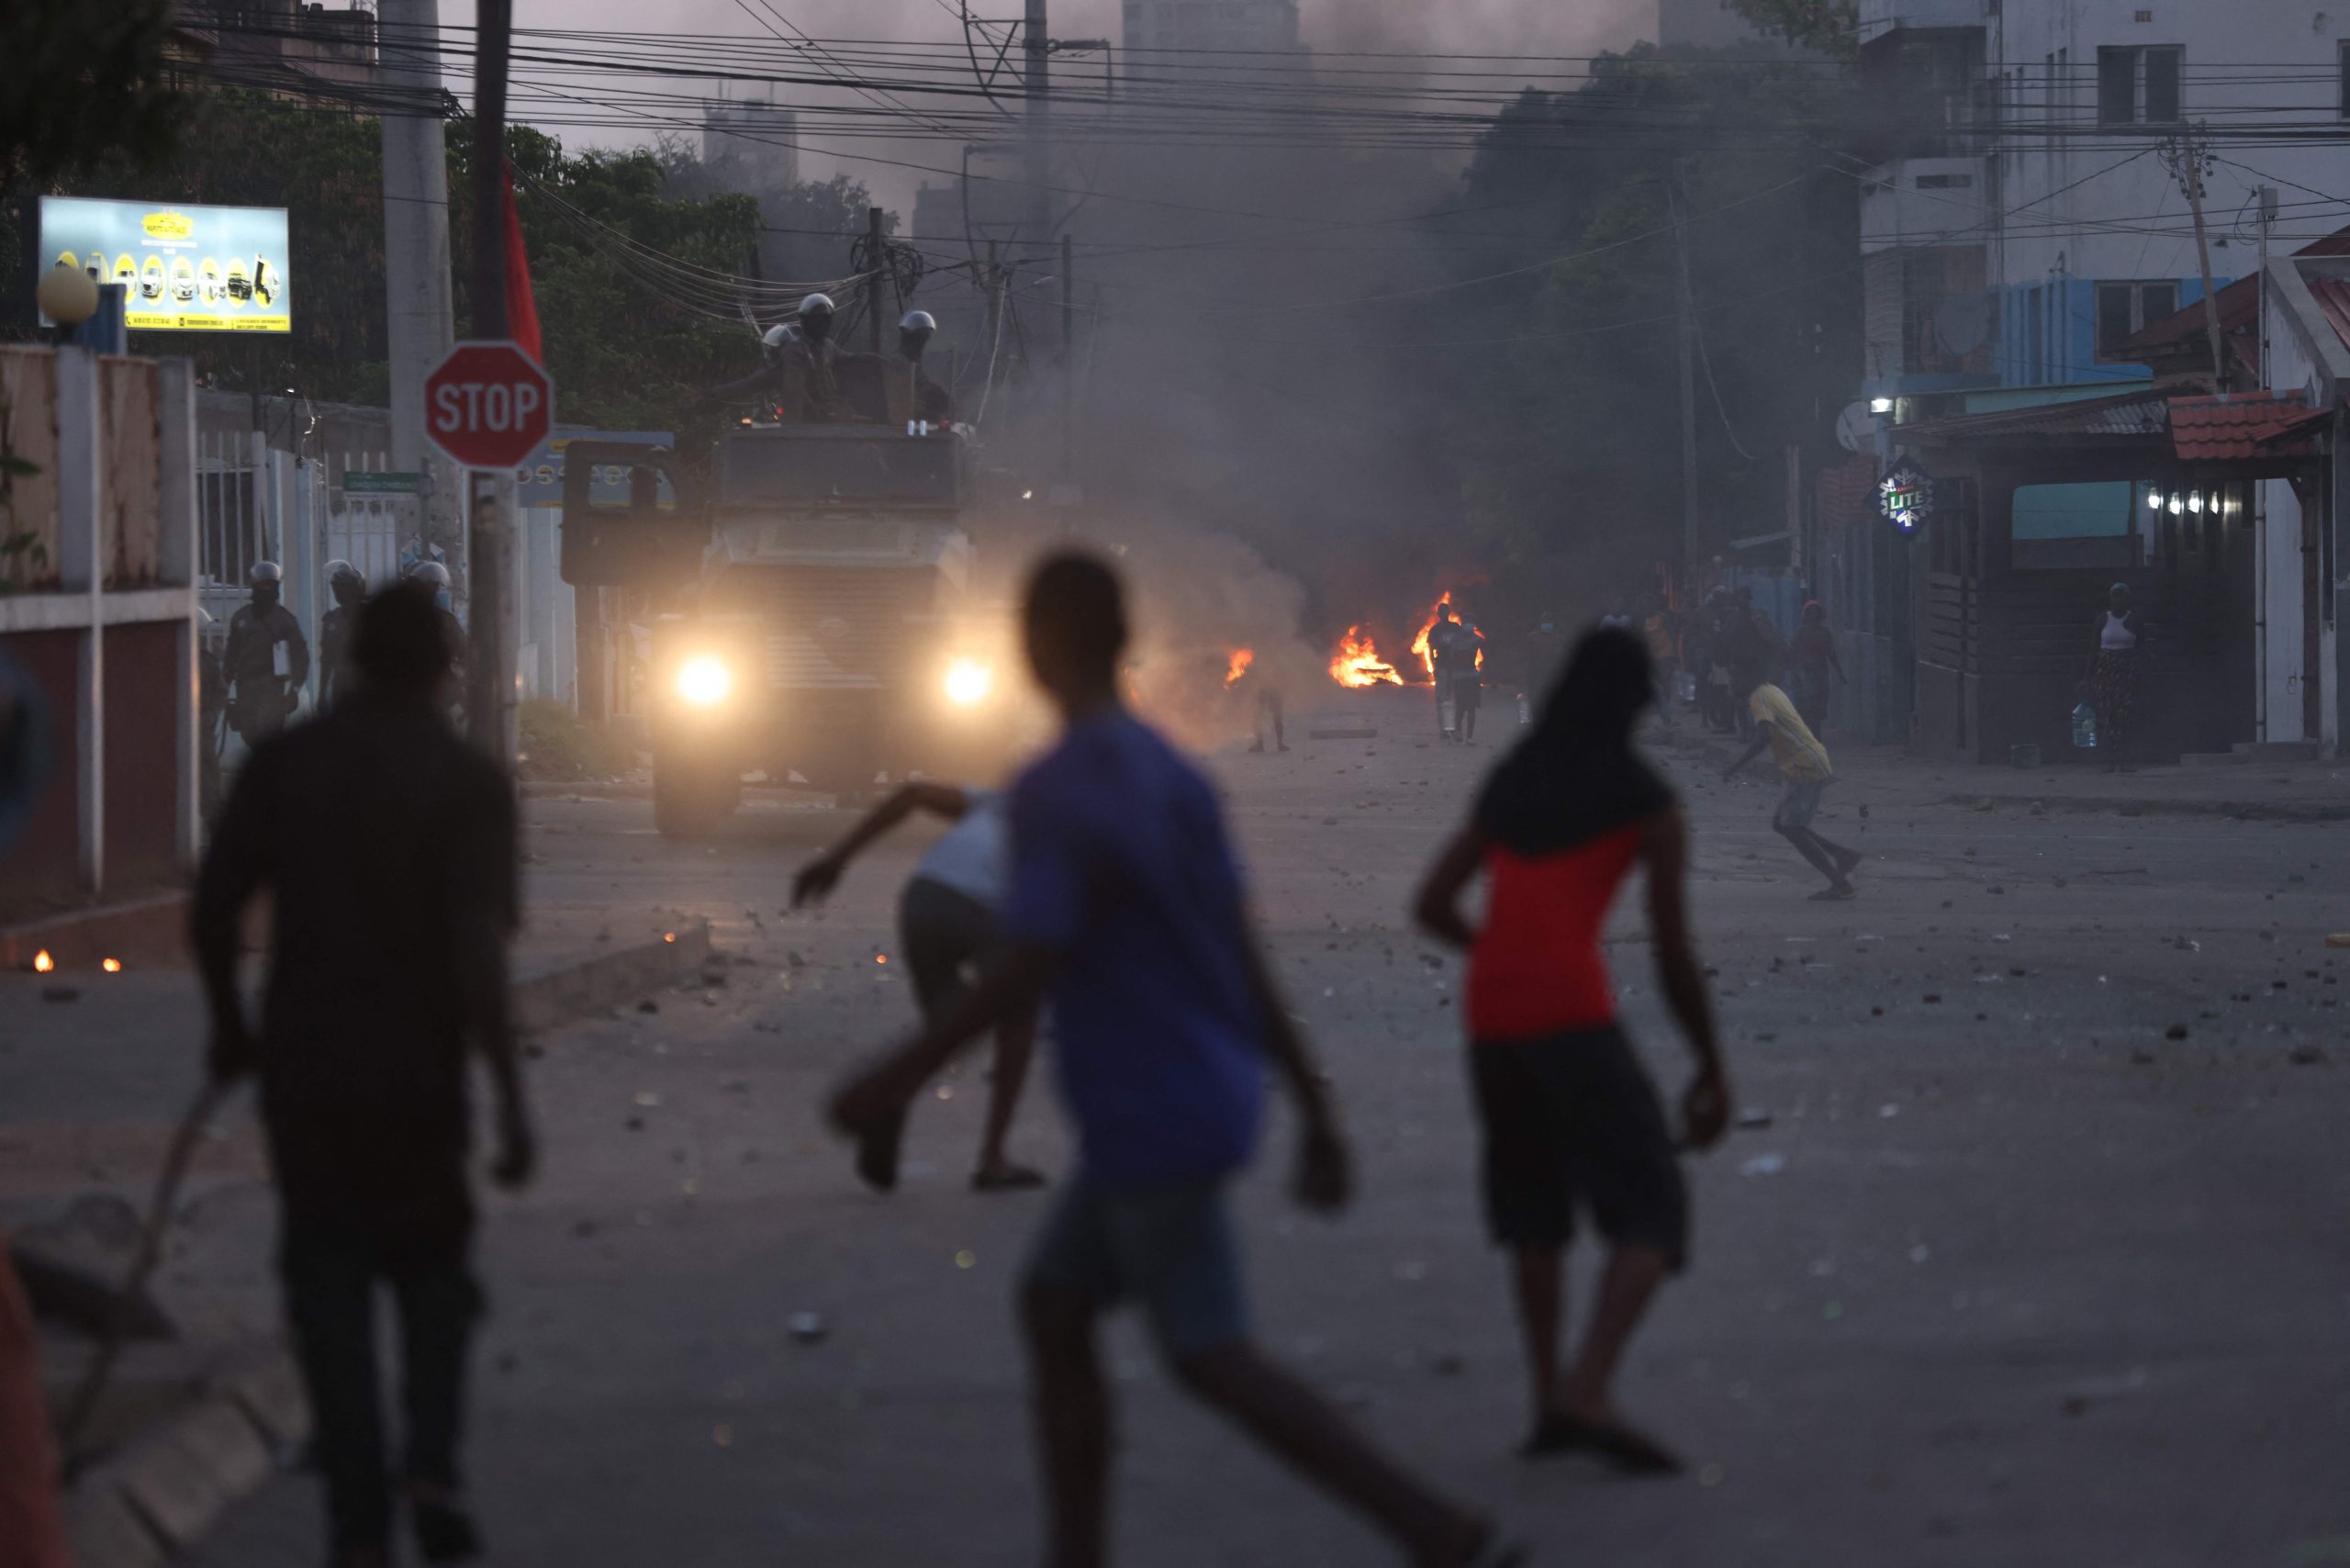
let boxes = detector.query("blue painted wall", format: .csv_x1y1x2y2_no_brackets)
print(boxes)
1993,276,2226,392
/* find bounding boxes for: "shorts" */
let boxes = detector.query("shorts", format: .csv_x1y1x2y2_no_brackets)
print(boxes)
899,876,1002,1020
1022,1177,1248,1359
1774,778,1827,831
1468,1024,1688,1267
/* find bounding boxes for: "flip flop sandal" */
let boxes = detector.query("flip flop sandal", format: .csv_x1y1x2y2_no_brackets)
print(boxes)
1807,887,1858,902
971,1164,1047,1193
1518,1412,1585,1460
855,1105,908,1192
1524,1412,1684,1475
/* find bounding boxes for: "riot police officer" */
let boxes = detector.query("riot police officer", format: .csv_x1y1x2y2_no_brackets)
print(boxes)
317,560,366,710
223,561,309,745
708,293,845,421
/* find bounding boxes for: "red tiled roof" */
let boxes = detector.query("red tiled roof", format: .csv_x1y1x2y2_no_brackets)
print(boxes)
2167,390,2320,462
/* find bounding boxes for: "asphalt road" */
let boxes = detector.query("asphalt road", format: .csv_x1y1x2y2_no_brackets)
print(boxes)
165,691,2350,1567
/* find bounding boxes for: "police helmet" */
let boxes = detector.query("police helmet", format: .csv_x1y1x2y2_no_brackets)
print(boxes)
249,560,283,586
798,293,835,320
408,560,451,589
899,309,936,335
760,322,800,360
326,559,364,590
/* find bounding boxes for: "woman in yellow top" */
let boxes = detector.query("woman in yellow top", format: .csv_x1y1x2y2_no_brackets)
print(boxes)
1723,674,1860,900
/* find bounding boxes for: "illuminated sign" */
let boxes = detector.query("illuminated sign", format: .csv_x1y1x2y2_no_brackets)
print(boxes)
39,196,291,334
1878,458,1938,535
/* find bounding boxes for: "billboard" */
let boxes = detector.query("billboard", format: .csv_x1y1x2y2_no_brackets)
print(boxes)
518,431,677,508
39,196,291,334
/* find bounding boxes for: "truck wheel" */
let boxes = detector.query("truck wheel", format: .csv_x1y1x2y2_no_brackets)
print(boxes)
653,761,740,837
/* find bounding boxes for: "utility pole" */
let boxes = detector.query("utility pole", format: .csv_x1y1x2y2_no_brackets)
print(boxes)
2168,122,2229,391
465,0,520,765
1059,230,1075,535
376,0,457,579
865,205,886,354
1672,163,1701,598
1024,0,1052,252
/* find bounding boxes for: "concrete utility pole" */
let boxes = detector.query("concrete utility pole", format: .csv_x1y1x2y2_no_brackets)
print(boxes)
1024,0,1051,249
466,0,520,765
376,0,458,575
865,206,886,354
2170,122,2230,391
1672,163,1701,596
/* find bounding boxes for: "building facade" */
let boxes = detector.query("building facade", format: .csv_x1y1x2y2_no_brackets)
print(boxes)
1859,1,2350,408
702,92,801,189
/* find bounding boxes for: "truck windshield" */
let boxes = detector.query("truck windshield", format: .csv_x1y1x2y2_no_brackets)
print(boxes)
716,431,957,509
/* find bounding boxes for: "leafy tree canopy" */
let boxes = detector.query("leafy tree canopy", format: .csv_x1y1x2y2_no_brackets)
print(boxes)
1,0,183,188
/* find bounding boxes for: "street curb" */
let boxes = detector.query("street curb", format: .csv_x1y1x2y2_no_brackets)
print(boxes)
509,917,712,1033
65,1350,302,1568
56,924,711,1565
2,894,189,973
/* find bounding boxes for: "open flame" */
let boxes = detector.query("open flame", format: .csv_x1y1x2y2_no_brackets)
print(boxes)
1225,648,1254,689
1329,626,1402,689
1408,591,1484,676
32,949,54,973
1409,591,1454,679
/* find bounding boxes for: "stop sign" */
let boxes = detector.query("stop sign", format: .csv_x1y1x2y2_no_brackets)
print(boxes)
423,340,554,469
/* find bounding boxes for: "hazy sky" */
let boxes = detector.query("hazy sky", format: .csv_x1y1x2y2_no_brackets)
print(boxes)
510,0,1657,214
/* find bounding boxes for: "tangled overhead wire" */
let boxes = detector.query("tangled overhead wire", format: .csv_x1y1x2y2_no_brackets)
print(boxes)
849,229,928,308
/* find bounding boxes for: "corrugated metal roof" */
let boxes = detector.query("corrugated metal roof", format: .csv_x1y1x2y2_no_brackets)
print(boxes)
2168,390,2319,462
1896,388,2172,445
2306,276,2350,357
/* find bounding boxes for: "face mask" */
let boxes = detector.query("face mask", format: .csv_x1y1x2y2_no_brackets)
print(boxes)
254,584,280,610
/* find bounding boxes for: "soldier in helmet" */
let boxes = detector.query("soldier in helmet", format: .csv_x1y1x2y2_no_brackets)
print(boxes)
709,293,845,422
318,561,367,710
406,561,465,704
891,308,953,426
224,561,309,746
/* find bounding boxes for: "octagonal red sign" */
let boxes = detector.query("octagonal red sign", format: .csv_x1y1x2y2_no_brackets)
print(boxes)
424,340,553,470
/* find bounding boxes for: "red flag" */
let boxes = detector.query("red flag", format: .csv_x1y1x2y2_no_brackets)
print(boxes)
500,159,543,364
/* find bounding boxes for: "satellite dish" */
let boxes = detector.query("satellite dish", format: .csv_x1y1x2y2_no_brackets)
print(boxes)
1835,400,1885,454
1933,293,1995,358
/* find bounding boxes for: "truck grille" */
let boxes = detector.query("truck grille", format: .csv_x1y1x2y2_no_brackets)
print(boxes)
760,568,929,689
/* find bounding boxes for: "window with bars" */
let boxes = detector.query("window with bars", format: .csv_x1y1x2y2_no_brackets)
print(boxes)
2098,44,2184,126
2096,281,2180,355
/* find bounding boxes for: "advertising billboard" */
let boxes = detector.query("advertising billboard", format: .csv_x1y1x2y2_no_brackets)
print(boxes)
39,196,292,334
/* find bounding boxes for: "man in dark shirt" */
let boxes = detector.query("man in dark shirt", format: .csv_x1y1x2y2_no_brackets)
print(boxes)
222,561,310,744
194,581,533,1568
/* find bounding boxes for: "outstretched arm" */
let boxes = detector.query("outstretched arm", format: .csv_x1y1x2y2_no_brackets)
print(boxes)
1725,721,1774,778
1642,809,1729,1148
1411,824,1484,950
793,781,970,905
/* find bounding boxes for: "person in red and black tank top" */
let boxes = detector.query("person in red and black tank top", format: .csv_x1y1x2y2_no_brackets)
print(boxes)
1415,627,1731,1475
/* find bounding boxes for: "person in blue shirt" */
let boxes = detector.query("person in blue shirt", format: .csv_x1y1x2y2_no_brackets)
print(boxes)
793,780,1044,1191
830,553,1519,1568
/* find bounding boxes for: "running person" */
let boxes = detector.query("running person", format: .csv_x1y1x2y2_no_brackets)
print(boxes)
830,553,1521,1568
1725,672,1860,900
793,782,1044,1192
1414,627,1730,1473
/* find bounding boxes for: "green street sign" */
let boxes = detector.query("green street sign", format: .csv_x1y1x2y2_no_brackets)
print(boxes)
341,470,423,495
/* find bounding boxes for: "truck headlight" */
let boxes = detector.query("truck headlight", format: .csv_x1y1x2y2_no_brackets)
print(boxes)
943,658,993,707
675,655,733,709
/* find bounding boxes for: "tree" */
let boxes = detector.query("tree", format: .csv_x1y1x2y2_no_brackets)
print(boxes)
1,0,183,188
1723,0,1860,57
1412,44,1863,593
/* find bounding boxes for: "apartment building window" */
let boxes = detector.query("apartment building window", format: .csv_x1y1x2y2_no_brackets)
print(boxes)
2096,280,2180,354
2098,45,2183,125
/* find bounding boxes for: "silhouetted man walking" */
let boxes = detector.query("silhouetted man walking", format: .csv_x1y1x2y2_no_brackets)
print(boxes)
195,581,534,1568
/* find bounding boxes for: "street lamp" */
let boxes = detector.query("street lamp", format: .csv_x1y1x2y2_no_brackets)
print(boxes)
37,263,99,341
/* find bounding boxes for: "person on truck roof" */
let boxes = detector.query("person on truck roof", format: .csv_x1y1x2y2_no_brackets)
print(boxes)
707,293,847,423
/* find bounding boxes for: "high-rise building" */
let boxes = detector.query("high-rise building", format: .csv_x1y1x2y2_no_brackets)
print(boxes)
702,91,800,189
1121,0,1302,55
